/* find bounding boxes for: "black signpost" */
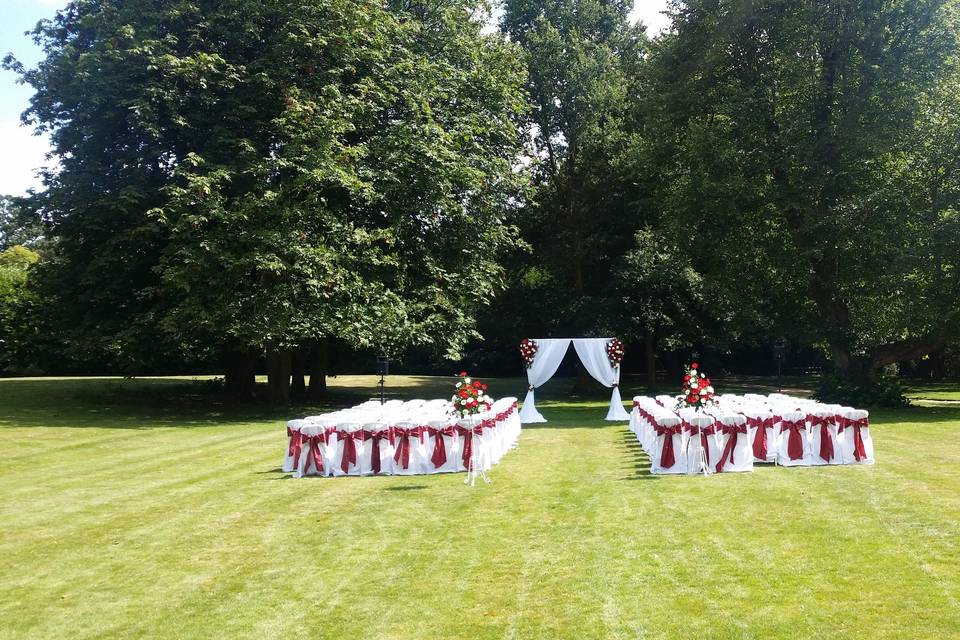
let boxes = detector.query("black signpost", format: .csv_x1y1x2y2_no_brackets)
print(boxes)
773,338,787,392
376,355,391,404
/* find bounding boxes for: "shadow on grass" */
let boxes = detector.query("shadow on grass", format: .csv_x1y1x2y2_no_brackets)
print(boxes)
4,376,959,432
383,484,429,491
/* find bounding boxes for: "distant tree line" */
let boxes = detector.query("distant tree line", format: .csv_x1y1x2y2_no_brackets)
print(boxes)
2,0,959,404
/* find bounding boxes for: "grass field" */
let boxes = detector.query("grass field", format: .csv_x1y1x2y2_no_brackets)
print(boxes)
1,375,959,639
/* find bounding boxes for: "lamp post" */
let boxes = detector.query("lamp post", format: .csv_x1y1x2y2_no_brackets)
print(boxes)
375,355,391,404
773,338,787,392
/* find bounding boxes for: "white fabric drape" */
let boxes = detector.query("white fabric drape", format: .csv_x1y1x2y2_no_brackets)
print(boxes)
518,338,571,423
572,338,631,421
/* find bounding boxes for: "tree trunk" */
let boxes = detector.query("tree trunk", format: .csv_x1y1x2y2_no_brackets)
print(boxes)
266,346,292,404
644,332,657,392
307,337,329,400
290,347,307,398
223,344,257,399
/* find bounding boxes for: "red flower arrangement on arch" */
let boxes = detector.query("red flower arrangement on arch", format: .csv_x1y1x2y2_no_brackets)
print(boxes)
450,371,493,419
677,362,716,411
519,338,538,369
606,338,624,368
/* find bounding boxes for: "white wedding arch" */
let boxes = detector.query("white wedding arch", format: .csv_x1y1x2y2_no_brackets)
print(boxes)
519,337,631,424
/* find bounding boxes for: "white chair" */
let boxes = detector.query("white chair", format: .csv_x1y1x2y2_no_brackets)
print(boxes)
456,417,483,472
283,419,304,473
359,422,394,475
839,409,874,464
775,410,811,466
649,415,685,474
425,419,461,473
296,420,336,477
808,405,843,466
681,412,717,474
741,406,778,463
391,421,428,475
329,422,362,476
708,411,752,473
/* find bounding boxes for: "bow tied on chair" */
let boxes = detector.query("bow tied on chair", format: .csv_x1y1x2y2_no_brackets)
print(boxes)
392,426,425,470
808,415,835,462
682,420,711,467
288,428,305,471
307,433,326,474
427,425,458,469
716,421,747,472
653,423,681,469
780,419,807,461
338,429,359,473
840,416,869,461
368,427,393,474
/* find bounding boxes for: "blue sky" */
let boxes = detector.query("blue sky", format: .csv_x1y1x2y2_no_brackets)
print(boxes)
0,0,66,195
0,0,670,196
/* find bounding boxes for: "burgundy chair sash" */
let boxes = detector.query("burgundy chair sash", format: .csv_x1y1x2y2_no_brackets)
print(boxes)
840,417,869,461
288,429,304,470
427,426,460,469
392,426,426,470
780,419,807,460
682,421,712,467
454,424,483,470
716,422,747,472
366,428,393,474
808,415,835,462
653,423,681,469
307,434,325,474
744,415,778,461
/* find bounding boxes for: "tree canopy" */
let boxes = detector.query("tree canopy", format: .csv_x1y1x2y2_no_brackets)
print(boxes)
3,0,960,402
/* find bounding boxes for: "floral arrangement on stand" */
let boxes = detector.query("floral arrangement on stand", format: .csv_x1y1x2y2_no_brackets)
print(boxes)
606,338,624,368
451,371,493,418
519,339,538,368
677,362,716,411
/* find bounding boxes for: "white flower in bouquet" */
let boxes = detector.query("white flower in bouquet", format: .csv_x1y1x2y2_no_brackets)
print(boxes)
465,377,472,384
707,386,714,393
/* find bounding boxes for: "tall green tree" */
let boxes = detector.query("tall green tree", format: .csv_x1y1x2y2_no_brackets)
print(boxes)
499,0,650,337
7,0,526,400
651,0,960,382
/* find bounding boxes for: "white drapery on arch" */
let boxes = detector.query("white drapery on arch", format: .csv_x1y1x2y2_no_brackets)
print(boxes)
518,337,631,423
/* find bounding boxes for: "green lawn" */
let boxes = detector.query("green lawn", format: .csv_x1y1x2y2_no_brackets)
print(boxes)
1,375,959,639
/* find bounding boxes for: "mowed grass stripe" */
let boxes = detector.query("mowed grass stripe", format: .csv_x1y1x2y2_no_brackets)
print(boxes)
2,378,960,639
0,428,278,525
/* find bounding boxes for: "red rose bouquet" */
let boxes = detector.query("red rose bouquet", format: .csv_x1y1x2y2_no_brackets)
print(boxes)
606,338,624,368
450,371,493,418
677,362,716,411
519,339,538,368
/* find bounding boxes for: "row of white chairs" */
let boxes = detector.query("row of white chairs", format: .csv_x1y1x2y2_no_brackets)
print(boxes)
631,394,874,475
283,398,521,477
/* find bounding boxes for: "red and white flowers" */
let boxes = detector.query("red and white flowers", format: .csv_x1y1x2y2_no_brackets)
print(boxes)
519,338,538,369
450,371,493,418
677,362,716,411
606,338,624,368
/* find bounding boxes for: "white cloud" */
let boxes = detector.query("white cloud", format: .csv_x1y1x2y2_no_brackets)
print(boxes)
0,120,52,195
630,0,672,36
